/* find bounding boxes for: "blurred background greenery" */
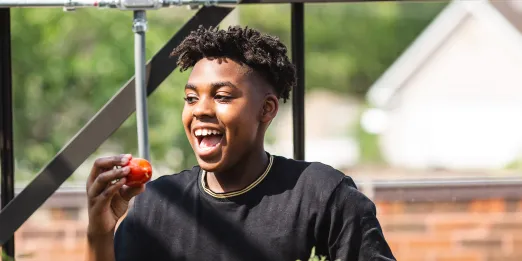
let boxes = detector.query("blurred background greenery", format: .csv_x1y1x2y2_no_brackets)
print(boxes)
8,2,447,185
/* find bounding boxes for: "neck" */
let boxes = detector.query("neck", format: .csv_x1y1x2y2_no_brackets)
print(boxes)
205,148,269,194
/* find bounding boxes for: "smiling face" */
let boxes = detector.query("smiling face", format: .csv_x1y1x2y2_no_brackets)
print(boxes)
182,57,279,173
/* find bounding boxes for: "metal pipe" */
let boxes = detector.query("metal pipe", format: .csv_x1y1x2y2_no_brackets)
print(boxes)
0,0,103,8
165,0,238,6
133,10,150,161
0,8,15,261
0,0,238,8
291,3,305,161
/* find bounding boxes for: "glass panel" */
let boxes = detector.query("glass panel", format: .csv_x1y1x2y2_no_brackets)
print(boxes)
297,2,522,261
6,2,522,261
10,7,197,260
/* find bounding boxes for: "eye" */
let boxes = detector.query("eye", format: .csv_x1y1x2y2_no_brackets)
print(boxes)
215,94,232,103
184,96,198,104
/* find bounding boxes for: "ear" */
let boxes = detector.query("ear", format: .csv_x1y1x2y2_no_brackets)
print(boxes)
260,94,279,123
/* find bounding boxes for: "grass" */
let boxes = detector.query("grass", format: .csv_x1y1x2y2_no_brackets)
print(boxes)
298,247,339,261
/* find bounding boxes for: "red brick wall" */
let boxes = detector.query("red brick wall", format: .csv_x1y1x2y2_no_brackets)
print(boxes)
5,199,522,261
376,199,522,261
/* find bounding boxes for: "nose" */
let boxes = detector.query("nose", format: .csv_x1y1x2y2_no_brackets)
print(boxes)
192,96,214,119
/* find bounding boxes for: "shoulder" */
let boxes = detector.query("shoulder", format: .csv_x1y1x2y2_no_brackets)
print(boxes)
329,177,376,217
270,154,358,202
146,165,201,190
145,165,200,191
272,154,357,189
132,165,201,211
270,154,374,220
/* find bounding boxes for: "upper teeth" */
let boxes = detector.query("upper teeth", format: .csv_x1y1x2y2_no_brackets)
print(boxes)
195,129,222,136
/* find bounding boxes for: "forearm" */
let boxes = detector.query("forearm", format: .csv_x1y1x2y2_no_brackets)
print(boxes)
85,233,116,261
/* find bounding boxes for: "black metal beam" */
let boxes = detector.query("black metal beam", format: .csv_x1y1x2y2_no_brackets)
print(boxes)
0,8,15,261
0,6,234,245
291,3,305,161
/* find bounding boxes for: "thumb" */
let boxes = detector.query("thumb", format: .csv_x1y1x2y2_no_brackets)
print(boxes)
120,184,146,202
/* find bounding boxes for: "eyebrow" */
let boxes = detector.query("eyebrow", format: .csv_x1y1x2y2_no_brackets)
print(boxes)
185,81,238,91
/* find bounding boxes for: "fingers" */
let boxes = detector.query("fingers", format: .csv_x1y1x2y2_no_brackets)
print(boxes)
88,154,132,184
88,166,130,198
120,184,146,202
88,177,128,218
98,177,127,202
96,154,132,169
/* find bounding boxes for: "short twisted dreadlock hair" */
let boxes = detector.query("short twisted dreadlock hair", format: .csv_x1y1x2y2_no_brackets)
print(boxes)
170,26,296,102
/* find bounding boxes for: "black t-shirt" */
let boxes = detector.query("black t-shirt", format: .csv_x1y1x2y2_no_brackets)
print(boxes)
114,154,396,261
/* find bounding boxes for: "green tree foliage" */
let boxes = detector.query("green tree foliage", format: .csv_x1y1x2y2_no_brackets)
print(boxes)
7,2,446,184
10,8,197,182
240,3,446,96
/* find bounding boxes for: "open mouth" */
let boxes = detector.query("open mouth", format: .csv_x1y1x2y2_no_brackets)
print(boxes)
194,128,224,152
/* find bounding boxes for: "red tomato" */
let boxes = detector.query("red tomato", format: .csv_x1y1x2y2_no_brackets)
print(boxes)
125,158,152,187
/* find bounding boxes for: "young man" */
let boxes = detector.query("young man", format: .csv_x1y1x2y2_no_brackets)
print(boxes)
85,26,395,261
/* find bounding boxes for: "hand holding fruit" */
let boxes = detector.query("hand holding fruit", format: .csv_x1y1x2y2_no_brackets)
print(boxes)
86,154,150,238
124,157,152,187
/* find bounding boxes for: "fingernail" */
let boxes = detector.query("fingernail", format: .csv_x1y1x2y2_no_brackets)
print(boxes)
121,157,129,165
122,166,130,173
